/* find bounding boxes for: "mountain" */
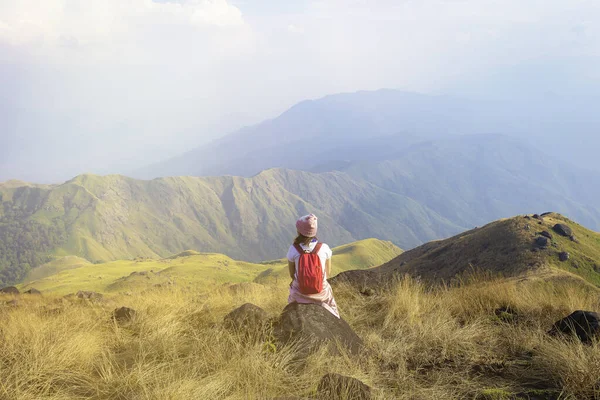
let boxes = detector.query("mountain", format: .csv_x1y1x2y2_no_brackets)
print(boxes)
331,213,600,288
134,90,510,179
338,134,600,230
135,89,600,179
0,170,460,285
18,238,402,295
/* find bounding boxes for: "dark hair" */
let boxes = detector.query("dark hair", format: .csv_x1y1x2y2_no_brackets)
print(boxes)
294,233,316,247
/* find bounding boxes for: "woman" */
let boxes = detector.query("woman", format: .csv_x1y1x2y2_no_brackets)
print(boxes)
286,214,340,318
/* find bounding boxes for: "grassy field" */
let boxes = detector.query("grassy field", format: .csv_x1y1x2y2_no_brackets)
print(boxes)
18,239,402,295
2,274,600,399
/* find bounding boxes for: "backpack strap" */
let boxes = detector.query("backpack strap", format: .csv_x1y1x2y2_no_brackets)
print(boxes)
294,243,309,254
311,242,323,254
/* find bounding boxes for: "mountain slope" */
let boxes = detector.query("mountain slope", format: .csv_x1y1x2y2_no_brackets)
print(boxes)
0,170,460,284
338,135,600,230
331,213,600,288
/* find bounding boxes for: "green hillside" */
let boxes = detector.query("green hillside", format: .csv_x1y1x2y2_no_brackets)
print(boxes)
18,238,401,295
255,238,403,284
0,170,459,285
332,213,600,289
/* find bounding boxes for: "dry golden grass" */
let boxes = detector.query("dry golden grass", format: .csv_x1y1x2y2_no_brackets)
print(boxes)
1,276,600,399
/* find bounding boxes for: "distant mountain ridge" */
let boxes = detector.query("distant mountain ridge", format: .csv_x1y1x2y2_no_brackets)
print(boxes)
0,169,462,285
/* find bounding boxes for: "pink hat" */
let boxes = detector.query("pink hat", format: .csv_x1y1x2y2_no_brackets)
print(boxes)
296,214,318,237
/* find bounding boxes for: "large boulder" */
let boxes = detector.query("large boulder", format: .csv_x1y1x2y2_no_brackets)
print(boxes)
317,373,371,400
224,303,269,333
274,303,363,358
549,310,600,343
553,224,573,237
0,286,20,295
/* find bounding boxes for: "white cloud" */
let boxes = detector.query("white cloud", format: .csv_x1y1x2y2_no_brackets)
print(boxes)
0,0,247,49
1,0,599,182
287,24,304,34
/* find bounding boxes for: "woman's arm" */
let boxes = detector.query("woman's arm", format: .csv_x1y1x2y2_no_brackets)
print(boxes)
288,261,296,280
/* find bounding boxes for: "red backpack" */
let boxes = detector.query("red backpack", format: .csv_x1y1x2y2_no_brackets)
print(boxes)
294,242,324,294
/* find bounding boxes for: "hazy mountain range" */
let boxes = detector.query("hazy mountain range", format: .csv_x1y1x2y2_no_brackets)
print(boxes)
2,89,600,286
135,89,600,179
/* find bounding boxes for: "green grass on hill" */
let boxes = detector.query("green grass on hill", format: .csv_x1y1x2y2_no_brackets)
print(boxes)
18,239,402,295
254,238,403,284
539,213,600,286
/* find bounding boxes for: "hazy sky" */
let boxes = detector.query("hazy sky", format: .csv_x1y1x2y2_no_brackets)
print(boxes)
1,0,599,182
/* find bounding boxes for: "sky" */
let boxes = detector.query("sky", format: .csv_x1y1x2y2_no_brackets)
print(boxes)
1,0,599,182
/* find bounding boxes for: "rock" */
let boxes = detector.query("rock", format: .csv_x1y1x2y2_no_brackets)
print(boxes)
524,215,531,220
549,310,600,343
24,288,42,295
559,252,570,262
553,223,573,237
569,235,578,243
76,290,103,301
541,212,553,217
274,303,364,359
5,299,18,307
0,286,20,295
223,303,269,333
533,214,541,219
113,307,137,323
540,231,553,239
359,288,375,297
535,236,549,248
317,373,371,400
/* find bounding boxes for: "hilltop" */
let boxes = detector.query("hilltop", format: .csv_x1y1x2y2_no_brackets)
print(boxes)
333,213,600,288
18,238,402,295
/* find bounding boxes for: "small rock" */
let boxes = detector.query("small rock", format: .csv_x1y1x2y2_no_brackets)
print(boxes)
549,310,600,343
570,235,578,243
559,252,570,262
0,286,20,295
76,291,103,301
540,231,553,239
535,236,549,248
524,215,531,220
524,224,531,231
317,373,371,400
359,288,375,297
533,214,541,219
224,303,269,333
5,299,18,307
553,223,573,237
24,288,42,295
113,307,137,323
541,212,553,217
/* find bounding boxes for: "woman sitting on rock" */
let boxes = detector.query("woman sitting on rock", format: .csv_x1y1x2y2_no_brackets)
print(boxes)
287,214,340,318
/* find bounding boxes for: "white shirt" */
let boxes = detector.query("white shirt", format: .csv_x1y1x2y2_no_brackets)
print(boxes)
286,240,333,283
